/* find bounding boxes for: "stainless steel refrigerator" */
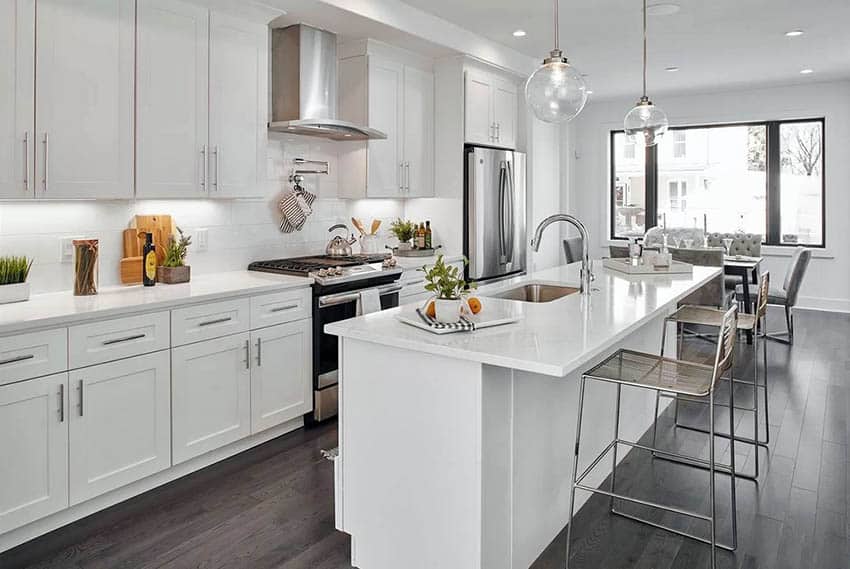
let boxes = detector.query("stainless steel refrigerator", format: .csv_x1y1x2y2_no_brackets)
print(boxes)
464,146,527,283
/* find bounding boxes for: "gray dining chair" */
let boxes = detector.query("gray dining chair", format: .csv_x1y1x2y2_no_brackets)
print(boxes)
707,233,764,291
563,237,583,264
644,226,706,248
671,247,732,308
608,244,630,258
736,247,811,344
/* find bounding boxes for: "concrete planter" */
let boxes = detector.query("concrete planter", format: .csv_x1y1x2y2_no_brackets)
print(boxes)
0,282,30,304
157,265,191,284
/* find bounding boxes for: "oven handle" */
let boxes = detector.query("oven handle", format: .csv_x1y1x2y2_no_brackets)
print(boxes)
318,284,403,309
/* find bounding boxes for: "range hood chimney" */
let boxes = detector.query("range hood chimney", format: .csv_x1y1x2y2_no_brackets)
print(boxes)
269,24,386,141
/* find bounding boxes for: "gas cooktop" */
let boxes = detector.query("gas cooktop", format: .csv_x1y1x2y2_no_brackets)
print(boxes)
248,254,399,286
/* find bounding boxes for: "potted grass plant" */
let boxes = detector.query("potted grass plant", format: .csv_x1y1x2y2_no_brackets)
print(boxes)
0,256,33,304
157,227,192,284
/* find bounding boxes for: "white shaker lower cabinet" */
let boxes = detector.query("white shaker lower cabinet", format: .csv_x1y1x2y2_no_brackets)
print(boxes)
250,320,312,434
68,351,171,505
0,373,68,534
172,332,251,464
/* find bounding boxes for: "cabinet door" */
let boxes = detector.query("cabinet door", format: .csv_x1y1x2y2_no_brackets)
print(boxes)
172,333,251,464
403,66,434,198
366,56,404,197
492,78,518,149
250,320,311,433
69,352,170,505
0,373,68,534
34,0,134,199
136,0,209,198
464,70,493,146
0,0,34,199
208,11,267,198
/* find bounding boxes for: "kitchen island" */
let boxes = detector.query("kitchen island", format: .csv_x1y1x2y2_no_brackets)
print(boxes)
326,261,721,569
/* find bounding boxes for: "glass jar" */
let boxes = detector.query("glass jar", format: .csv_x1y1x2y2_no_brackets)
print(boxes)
73,238,99,295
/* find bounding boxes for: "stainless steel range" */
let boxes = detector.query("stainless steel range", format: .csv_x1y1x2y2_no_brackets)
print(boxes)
248,253,403,422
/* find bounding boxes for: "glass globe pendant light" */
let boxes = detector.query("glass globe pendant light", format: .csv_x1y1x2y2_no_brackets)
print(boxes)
623,0,668,145
524,0,587,123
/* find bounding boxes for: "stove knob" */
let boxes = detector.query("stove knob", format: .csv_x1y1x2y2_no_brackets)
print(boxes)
317,269,328,277
334,267,343,275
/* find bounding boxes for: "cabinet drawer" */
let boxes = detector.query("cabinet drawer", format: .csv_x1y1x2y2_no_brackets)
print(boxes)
250,288,311,329
69,312,170,369
171,298,250,346
0,328,67,385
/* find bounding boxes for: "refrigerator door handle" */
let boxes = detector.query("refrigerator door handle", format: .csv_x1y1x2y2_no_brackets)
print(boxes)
505,160,515,264
498,161,507,265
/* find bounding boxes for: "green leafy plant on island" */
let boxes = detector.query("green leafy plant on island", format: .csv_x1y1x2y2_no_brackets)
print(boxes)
0,256,33,285
389,218,416,243
163,227,192,268
419,255,475,300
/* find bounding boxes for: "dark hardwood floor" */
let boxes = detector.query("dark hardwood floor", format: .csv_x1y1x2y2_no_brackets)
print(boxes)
2,309,848,569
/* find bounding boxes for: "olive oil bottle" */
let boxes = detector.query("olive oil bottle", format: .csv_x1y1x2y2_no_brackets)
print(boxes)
142,232,157,287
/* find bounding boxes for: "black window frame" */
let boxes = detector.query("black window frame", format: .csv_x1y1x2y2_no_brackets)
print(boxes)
609,117,826,248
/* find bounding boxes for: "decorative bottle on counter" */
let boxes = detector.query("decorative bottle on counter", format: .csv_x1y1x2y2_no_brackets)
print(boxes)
142,232,157,287
416,223,426,249
424,221,432,249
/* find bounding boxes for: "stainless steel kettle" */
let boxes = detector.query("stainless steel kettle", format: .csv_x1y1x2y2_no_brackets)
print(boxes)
325,224,357,256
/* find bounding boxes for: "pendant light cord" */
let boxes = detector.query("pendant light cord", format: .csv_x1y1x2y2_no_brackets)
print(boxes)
642,0,647,98
553,0,560,52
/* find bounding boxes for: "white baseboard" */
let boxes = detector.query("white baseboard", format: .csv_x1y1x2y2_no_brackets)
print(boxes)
796,296,850,313
0,417,306,554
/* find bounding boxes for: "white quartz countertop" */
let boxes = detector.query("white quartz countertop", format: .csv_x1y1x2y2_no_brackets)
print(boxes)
393,252,464,270
326,261,721,377
0,271,312,335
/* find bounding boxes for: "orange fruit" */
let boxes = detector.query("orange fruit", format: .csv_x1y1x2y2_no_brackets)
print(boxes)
425,299,436,318
467,296,482,315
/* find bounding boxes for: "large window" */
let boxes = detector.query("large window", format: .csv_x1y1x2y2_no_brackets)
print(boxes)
609,118,825,246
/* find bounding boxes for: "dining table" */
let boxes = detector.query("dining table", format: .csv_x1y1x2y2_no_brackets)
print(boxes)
724,254,762,343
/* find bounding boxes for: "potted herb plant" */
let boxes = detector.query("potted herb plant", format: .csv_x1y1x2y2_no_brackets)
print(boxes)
0,256,33,304
389,218,416,251
420,255,475,323
157,228,192,284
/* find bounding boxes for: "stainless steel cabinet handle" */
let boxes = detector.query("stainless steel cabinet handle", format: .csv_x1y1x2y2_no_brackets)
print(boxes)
78,380,84,417
213,145,220,191
42,132,49,193
399,162,404,191
244,339,251,370
269,304,298,313
256,338,262,367
496,123,501,142
200,145,208,191
0,354,35,366
102,333,146,346
489,124,495,142
59,384,65,423
404,162,410,191
23,132,30,192
198,316,231,327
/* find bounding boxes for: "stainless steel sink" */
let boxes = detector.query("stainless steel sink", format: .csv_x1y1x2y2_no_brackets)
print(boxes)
490,283,580,303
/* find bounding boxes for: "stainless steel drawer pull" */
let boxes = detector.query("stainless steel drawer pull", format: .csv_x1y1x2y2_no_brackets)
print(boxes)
269,304,298,313
245,339,251,370
59,384,65,423
256,338,262,367
102,333,146,346
78,380,84,417
198,316,232,327
0,354,35,366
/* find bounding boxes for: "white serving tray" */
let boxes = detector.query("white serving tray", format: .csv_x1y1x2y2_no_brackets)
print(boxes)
396,303,522,335
603,257,693,275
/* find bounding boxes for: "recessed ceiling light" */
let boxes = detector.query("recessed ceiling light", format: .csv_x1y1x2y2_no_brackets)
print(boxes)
512,29,526,37
785,29,804,37
665,66,680,72
800,68,814,74
646,2,680,16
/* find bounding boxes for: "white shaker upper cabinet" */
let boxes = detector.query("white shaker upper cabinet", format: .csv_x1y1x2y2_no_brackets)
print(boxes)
366,57,404,198
208,12,267,199
492,78,517,150
403,65,434,198
0,0,35,200
463,70,493,147
34,0,135,199
136,0,209,199
0,373,68,534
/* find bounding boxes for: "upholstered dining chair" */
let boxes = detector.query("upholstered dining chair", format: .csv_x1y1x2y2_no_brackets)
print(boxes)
736,247,811,344
644,226,706,249
608,244,630,258
707,233,764,291
671,247,731,308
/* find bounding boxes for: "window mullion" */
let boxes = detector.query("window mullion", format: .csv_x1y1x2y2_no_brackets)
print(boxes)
766,121,781,245
645,144,658,230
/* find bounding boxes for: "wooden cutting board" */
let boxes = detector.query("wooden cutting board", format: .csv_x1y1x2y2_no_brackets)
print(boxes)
120,214,174,284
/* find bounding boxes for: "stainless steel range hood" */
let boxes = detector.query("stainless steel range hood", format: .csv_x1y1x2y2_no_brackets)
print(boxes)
269,24,386,141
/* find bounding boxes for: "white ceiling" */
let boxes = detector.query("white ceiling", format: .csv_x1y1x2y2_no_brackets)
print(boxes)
398,0,850,98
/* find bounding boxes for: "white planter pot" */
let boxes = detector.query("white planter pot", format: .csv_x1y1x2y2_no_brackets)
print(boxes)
434,298,461,323
0,282,30,304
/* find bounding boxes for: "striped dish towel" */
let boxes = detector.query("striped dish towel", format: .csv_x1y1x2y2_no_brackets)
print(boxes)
415,308,476,331
278,186,317,233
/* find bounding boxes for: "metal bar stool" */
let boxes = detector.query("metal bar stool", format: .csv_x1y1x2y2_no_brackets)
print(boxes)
566,306,739,569
654,272,770,480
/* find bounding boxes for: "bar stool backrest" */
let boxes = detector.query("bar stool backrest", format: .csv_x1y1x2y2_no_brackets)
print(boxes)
712,306,739,385
755,272,770,320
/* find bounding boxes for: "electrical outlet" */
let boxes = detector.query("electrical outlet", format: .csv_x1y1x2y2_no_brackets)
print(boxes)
195,228,209,252
59,237,82,263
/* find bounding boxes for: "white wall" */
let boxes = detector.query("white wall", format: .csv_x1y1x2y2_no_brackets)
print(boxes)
569,80,850,312
0,133,403,294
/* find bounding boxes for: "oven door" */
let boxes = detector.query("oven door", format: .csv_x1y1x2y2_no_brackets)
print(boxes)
312,282,402,422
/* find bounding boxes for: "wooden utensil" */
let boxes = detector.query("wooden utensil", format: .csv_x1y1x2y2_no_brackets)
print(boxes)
351,217,366,236
370,219,381,235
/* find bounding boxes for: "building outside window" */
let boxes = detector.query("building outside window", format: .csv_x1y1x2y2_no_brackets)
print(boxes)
672,130,687,159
